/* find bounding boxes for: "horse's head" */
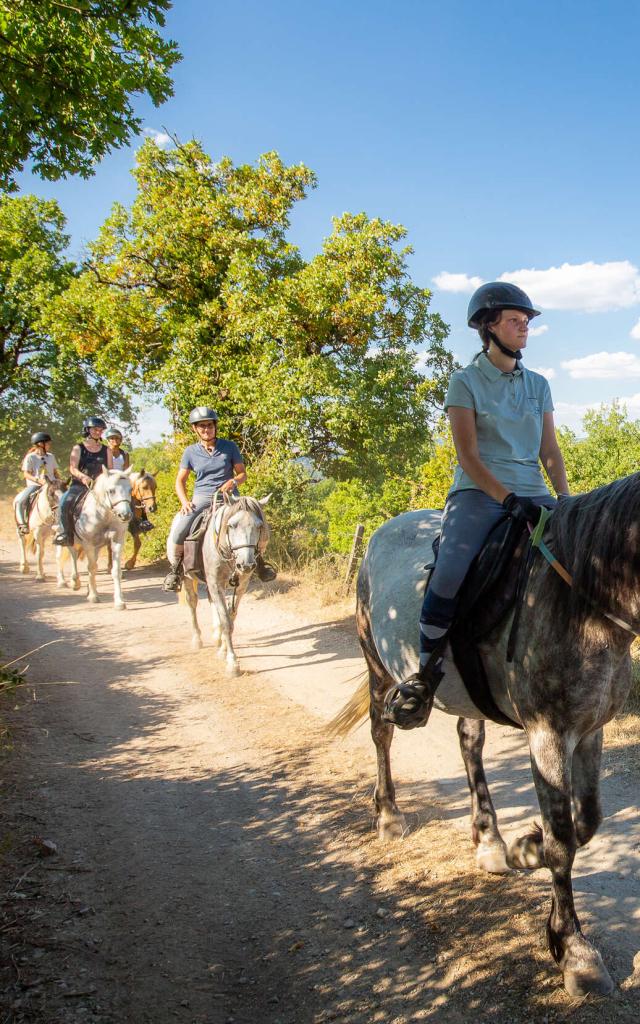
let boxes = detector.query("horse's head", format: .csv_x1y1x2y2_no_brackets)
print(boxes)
45,477,66,513
95,466,133,522
131,468,158,514
222,494,269,574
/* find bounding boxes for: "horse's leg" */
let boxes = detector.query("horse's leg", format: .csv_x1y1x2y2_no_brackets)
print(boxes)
209,575,239,676
17,529,29,574
69,546,82,590
457,717,510,873
528,728,613,997
34,528,46,581
183,579,202,650
365,652,406,840
110,538,126,610
55,545,67,588
85,545,99,603
106,542,113,575
124,534,140,571
571,729,603,848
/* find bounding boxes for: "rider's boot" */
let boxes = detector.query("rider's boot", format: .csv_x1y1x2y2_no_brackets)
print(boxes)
15,499,29,534
162,558,184,592
53,501,72,546
255,553,277,582
382,641,446,730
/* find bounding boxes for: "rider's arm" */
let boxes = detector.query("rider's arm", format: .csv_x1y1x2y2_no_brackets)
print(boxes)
69,444,92,487
448,406,511,504
106,447,114,470
539,412,570,496
123,451,130,470
220,461,247,493
175,467,194,513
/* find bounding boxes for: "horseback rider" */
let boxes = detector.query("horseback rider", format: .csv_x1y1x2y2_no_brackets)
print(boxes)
54,416,112,545
15,432,60,534
384,282,571,730
104,427,130,471
162,406,277,592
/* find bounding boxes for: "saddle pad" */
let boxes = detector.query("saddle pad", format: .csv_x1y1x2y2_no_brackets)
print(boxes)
448,515,529,728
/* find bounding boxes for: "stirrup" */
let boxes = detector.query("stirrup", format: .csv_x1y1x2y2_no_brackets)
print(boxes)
162,564,184,592
255,557,277,582
383,661,444,730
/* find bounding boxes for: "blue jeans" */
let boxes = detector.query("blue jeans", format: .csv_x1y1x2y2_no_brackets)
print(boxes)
419,488,555,666
170,494,216,546
15,483,40,525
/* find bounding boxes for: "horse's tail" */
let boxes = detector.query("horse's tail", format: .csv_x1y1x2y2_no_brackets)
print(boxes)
325,672,370,738
25,535,36,554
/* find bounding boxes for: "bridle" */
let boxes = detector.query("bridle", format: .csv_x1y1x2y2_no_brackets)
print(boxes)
213,493,267,562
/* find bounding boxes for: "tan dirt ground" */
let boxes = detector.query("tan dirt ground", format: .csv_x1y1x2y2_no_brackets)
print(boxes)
0,503,639,1024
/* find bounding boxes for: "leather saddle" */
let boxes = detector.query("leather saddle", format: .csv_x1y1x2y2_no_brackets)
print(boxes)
182,506,215,581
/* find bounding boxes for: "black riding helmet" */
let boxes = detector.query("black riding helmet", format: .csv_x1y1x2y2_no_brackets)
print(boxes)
467,282,541,329
31,432,51,445
188,406,218,425
82,416,107,437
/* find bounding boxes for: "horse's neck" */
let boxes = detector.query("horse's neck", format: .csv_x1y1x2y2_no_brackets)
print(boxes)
35,487,53,524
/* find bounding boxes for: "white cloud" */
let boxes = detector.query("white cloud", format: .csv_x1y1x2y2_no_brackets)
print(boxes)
528,324,549,337
561,351,640,379
143,128,172,149
631,318,640,340
498,261,640,313
530,366,556,379
432,272,484,293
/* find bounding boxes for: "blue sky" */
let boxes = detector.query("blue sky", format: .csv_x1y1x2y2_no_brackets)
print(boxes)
17,0,640,442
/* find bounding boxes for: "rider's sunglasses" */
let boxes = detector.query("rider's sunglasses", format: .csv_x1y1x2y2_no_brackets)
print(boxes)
195,422,216,430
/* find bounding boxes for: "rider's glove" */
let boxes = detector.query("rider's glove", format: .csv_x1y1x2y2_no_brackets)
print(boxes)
502,492,541,525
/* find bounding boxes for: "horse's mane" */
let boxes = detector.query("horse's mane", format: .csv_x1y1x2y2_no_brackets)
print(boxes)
548,472,640,629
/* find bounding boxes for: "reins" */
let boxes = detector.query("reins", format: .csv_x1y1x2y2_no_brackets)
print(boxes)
529,506,640,639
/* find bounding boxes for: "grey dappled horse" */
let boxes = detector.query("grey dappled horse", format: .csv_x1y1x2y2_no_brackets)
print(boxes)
169,493,271,676
339,474,640,997
56,467,133,609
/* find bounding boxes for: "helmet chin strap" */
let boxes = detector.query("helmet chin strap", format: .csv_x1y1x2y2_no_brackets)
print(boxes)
488,330,522,361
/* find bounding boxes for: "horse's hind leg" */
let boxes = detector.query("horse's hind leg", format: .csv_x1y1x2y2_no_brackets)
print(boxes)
17,531,29,574
457,717,509,873
571,729,603,847
183,579,203,650
529,729,613,997
124,534,140,571
366,655,407,841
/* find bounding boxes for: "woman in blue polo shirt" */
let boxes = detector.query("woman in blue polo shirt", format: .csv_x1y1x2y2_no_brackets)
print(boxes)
162,406,276,591
385,282,570,730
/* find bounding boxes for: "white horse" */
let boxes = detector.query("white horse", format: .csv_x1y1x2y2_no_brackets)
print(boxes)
169,493,271,676
56,467,133,609
14,474,66,581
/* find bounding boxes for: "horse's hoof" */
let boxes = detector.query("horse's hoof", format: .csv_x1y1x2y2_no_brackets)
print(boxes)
35,575,46,582
56,580,67,590
191,637,203,651
227,662,240,677
73,581,82,591
377,809,407,841
88,594,99,604
115,602,126,611
124,561,135,571
508,827,545,870
476,840,511,874
562,945,614,998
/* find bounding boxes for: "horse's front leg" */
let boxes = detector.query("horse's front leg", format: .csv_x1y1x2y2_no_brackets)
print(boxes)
110,538,126,610
124,533,141,571
68,546,82,590
571,728,603,848
457,717,509,873
34,528,47,581
210,575,238,676
183,578,202,649
55,545,67,588
84,545,99,603
226,570,253,627
17,529,29,574
528,728,614,997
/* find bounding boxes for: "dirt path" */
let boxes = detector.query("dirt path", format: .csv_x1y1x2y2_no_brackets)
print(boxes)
1,523,639,1024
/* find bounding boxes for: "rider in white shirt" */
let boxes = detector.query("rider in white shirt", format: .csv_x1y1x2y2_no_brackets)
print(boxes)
15,432,60,534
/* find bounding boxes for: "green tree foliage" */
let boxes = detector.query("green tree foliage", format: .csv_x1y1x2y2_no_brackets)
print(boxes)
556,402,640,493
0,194,132,491
0,1,180,190
51,141,455,487
412,418,457,509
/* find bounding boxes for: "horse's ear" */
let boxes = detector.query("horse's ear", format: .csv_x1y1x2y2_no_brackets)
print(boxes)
101,464,109,476
258,493,272,506
139,466,145,476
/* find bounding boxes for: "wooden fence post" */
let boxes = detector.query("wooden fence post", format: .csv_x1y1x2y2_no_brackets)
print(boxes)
344,523,365,593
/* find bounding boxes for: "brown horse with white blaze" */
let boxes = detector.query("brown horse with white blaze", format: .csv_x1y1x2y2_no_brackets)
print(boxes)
334,475,640,998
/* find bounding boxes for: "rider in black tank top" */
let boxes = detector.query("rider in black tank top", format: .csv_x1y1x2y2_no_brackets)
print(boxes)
78,442,108,480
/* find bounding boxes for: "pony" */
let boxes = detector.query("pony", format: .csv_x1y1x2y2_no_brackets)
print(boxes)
55,467,134,609
336,476,640,998
168,493,271,676
14,474,66,581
